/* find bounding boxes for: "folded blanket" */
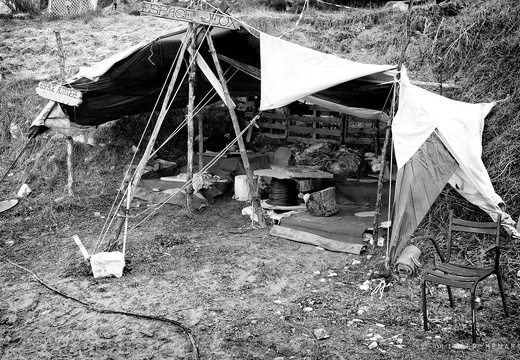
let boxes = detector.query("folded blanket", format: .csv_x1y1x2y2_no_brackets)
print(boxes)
395,245,422,276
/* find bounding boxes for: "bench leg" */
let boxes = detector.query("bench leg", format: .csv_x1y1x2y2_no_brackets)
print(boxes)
447,285,454,308
470,289,477,343
496,271,509,317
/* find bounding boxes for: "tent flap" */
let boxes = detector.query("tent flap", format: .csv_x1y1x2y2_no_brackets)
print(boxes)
389,132,459,264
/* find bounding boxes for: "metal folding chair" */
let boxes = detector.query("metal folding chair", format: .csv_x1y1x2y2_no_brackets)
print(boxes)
421,210,508,343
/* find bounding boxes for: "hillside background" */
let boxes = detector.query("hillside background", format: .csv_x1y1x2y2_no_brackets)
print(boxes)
1,0,519,275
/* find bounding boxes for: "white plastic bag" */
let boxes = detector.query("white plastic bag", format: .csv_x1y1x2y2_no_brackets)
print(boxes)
90,251,125,278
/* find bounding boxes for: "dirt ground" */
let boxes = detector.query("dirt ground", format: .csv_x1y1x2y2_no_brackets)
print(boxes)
1,193,520,360
1,8,520,360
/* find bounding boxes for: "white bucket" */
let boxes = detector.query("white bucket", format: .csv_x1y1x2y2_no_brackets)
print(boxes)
234,175,256,201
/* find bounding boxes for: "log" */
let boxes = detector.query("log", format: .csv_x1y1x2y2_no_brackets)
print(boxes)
66,136,75,196
186,23,197,210
206,32,266,227
270,225,366,254
306,186,338,217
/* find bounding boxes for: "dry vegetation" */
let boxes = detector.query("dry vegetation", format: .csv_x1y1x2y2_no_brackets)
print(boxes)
1,0,520,359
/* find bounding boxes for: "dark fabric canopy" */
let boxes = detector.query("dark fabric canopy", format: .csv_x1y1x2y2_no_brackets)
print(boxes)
60,27,393,127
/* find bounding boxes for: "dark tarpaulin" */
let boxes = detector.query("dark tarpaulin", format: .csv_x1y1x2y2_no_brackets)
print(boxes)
388,131,459,265
59,27,393,127
62,27,262,126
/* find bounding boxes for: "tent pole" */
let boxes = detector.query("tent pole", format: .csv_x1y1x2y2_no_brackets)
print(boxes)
186,23,197,210
205,32,266,228
198,117,204,170
373,0,414,270
110,28,192,244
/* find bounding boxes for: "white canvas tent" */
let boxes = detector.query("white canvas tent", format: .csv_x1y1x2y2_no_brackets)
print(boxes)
388,67,519,265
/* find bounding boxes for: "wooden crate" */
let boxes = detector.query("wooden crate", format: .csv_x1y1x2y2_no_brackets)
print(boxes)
286,105,344,144
344,116,385,150
246,98,384,149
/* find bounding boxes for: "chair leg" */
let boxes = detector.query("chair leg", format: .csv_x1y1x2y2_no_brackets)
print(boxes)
422,279,428,331
470,289,477,343
447,285,454,308
496,271,509,317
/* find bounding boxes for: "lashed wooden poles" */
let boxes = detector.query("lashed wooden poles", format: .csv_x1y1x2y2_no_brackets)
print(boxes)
186,23,198,210
205,32,266,228
373,0,414,269
128,29,192,201
109,28,193,245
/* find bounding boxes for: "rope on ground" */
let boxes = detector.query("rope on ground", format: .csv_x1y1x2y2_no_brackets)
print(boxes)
0,253,200,360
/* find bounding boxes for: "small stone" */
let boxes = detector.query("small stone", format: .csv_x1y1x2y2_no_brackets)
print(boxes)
313,328,330,340
359,280,371,291
368,341,378,349
274,300,282,304
357,306,369,315
303,307,313,312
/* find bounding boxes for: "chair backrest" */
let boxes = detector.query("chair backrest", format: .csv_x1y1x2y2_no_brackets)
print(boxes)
446,209,501,263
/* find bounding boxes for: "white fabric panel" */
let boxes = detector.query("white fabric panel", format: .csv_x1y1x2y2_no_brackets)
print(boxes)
392,67,518,234
393,67,494,170
259,32,396,111
196,54,235,108
304,96,388,121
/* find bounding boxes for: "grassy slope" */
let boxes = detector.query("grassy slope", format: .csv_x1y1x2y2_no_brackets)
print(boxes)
0,1,519,273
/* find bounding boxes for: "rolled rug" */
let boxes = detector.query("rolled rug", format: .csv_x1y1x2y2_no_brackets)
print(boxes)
395,245,422,276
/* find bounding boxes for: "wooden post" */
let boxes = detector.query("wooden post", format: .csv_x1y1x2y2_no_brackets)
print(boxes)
198,117,204,169
66,137,75,196
205,32,266,228
128,29,192,203
54,30,75,197
374,0,414,269
54,30,66,80
186,23,197,210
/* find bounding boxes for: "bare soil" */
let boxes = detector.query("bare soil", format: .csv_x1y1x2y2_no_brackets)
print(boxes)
1,9,520,360
1,193,520,360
